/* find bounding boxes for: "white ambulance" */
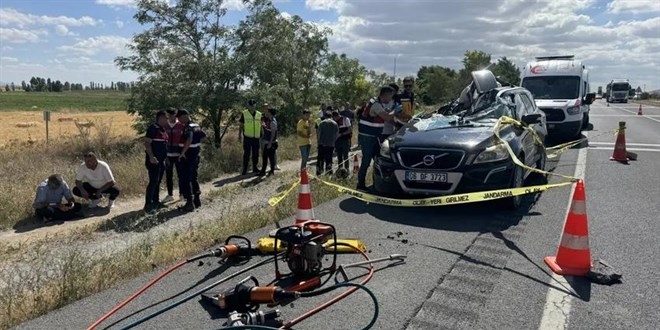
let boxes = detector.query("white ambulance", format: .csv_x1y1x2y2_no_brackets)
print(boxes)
520,55,595,139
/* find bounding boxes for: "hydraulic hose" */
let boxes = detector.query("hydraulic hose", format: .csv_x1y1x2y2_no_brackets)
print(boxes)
86,244,252,330
279,242,375,329
118,254,281,330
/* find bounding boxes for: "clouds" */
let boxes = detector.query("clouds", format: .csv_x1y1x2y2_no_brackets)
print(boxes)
309,0,660,90
58,35,131,56
0,8,99,28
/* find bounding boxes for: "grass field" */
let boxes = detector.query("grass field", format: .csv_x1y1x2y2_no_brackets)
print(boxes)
0,90,129,112
3,111,139,147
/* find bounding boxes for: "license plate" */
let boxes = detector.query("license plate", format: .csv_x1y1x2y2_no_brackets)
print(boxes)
405,171,447,183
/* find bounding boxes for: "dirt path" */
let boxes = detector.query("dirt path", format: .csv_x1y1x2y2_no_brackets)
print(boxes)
0,159,305,249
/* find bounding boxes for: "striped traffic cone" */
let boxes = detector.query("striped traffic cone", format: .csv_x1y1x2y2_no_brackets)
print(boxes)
610,121,630,163
352,154,360,174
294,168,317,225
544,180,592,276
637,104,643,115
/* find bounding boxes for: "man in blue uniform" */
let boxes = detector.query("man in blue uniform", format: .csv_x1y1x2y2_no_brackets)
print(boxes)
177,109,207,211
143,109,169,212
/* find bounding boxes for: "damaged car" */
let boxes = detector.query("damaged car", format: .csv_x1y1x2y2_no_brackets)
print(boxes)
372,70,548,209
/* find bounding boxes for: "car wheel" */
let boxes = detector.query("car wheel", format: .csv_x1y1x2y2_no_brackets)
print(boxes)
504,163,524,210
581,112,589,129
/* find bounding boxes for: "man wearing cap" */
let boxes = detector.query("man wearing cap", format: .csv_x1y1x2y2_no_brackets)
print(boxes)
317,111,338,175
239,100,262,175
297,109,313,170
259,107,278,176
177,109,207,211
163,107,184,203
332,110,352,171
33,174,83,222
142,109,169,212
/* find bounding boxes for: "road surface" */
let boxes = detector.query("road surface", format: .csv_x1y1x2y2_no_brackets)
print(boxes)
15,100,660,330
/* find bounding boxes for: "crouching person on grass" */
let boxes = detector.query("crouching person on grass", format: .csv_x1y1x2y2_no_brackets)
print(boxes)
33,174,83,222
73,152,121,208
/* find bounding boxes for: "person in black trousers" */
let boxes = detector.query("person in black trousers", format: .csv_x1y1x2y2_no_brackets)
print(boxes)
143,110,169,212
259,107,278,176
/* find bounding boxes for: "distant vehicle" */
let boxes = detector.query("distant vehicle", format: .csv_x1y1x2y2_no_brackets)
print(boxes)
606,79,630,103
597,86,603,99
520,55,595,139
373,70,548,209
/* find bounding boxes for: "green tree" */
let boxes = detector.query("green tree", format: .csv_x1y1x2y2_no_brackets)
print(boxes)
116,0,244,147
235,0,331,133
492,56,520,86
416,65,459,105
321,52,371,106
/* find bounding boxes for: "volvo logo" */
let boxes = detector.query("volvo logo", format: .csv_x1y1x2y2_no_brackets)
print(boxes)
411,153,449,167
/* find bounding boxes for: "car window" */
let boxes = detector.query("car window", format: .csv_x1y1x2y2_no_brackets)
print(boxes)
519,93,536,115
513,93,527,119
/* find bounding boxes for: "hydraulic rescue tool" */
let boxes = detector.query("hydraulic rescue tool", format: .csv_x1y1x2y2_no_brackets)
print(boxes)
202,276,299,313
224,310,282,327
273,222,337,280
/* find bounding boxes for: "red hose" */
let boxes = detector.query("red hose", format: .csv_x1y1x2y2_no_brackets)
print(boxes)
280,247,374,329
86,260,188,330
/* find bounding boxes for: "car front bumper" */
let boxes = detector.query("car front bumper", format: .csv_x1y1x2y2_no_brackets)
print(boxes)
373,156,515,196
546,120,582,138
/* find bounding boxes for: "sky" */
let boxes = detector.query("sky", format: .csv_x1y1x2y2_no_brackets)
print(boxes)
1,0,659,92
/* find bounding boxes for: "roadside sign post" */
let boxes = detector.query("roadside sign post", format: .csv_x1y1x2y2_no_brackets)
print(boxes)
43,110,51,145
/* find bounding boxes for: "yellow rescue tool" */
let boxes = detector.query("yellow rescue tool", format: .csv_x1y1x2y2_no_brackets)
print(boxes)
256,236,367,254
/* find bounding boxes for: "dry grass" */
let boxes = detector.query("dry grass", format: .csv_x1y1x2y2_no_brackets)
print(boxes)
0,173,353,329
1,111,138,147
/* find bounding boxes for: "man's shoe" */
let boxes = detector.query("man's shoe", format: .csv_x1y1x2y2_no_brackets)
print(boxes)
356,184,368,192
179,200,195,213
162,195,174,203
193,195,201,208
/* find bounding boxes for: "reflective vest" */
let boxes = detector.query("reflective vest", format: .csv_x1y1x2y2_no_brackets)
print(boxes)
337,116,352,139
242,109,262,138
182,122,206,157
167,121,185,157
358,98,385,137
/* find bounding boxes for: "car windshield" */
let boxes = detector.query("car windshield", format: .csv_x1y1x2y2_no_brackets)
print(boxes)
521,76,580,99
463,94,514,124
612,83,629,91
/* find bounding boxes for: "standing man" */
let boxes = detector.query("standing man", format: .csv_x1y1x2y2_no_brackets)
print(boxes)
141,110,168,212
73,152,121,208
297,109,312,170
164,107,184,203
381,83,402,141
239,99,262,175
33,174,83,222
332,110,352,170
396,76,416,129
259,107,278,176
356,86,401,191
317,111,338,175
178,109,207,211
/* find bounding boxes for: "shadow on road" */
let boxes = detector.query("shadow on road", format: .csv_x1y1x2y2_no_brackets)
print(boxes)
213,173,254,188
12,206,110,233
96,207,187,233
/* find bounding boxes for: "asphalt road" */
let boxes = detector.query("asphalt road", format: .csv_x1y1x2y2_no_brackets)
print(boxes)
14,100,660,330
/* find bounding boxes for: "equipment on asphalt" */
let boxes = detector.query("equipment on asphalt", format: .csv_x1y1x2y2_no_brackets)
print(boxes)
295,168,315,225
544,180,592,277
202,276,299,312
637,104,643,115
610,121,638,163
273,222,337,280
225,309,281,327
256,236,366,254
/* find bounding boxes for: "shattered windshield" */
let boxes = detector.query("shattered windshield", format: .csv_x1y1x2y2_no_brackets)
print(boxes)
463,93,514,124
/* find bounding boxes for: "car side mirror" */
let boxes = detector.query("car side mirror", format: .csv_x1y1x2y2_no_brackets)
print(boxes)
521,113,542,125
584,93,596,105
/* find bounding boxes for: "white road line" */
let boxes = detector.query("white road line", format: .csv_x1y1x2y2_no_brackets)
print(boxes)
589,147,660,153
590,114,660,118
588,142,660,147
538,132,588,330
609,105,660,123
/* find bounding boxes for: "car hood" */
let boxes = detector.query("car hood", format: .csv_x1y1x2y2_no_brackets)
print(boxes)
390,114,501,150
535,99,579,108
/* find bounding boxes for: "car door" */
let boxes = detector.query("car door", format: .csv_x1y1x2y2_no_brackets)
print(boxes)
513,92,537,166
519,91,546,163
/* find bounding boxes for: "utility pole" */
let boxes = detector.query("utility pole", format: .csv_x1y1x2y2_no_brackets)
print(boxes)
393,54,399,80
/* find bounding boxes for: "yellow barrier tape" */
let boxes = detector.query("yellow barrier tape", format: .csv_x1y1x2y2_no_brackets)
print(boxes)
268,180,300,207
312,174,573,207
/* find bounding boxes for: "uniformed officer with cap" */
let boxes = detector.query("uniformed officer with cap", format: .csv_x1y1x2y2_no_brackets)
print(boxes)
176,109,207,212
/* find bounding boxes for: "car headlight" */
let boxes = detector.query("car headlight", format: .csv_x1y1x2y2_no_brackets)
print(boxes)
379,139,392,158
473,143,510,164
566,105,581,115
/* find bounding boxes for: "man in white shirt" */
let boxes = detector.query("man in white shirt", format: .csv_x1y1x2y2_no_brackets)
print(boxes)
72,152,121,208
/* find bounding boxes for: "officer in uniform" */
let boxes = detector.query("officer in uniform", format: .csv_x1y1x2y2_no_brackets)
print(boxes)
239,99,262,175
143,109,169,212
176,109,207,212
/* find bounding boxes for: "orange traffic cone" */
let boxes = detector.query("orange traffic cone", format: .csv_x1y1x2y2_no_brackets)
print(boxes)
637,104,643,115
610,121,630,163
352,154,360,174
294,168,317,225
544,180,592,276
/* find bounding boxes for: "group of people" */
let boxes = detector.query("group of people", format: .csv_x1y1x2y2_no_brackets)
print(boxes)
32,152,121,222
32,76,415,222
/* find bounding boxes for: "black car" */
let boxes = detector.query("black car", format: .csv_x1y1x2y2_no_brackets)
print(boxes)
373,70,548,209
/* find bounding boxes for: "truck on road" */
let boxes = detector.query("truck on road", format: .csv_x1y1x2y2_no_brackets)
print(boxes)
606,79,630,103
521,55,595,139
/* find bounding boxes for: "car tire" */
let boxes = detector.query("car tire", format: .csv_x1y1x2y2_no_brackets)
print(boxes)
581,112,589,129
504,163,524,210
